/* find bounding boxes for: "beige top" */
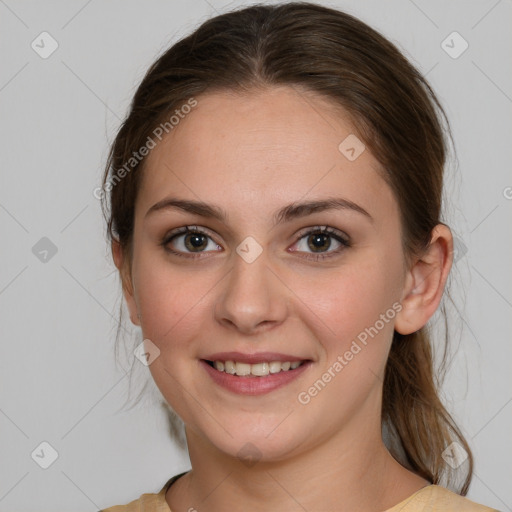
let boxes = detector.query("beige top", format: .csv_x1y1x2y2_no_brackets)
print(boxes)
100,472,500,512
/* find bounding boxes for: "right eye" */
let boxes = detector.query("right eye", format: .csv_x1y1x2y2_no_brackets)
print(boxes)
161,226,222,258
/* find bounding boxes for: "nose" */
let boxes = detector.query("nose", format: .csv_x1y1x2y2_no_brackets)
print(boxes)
214,249,289,335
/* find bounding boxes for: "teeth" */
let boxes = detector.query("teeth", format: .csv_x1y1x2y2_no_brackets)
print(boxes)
211,359,304,377
269,361,282,374
224,360,236,375
251,362,269,376
235,362,251,376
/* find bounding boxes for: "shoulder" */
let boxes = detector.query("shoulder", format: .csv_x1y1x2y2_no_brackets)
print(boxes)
388,484,502,512
98,491,163,512
98,473,186,512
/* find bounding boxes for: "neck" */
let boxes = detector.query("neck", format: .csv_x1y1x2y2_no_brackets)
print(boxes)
167,414,429,512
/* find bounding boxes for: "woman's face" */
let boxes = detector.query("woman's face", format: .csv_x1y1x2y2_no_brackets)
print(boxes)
124,86,409,461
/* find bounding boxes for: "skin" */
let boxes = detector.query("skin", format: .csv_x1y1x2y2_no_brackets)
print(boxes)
113,86,453,512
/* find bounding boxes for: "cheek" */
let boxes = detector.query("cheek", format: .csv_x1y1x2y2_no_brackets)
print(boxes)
302,260,401,343
131,251,214,423
292,258,402,422
132,248,208,344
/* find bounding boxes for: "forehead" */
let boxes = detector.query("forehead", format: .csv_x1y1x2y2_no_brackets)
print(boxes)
137,86,396,224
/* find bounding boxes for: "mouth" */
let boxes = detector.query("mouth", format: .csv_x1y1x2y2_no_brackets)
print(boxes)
203,359,308,377
200,356,313,395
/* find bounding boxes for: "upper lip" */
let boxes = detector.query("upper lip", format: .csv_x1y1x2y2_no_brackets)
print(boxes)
202,352,310,364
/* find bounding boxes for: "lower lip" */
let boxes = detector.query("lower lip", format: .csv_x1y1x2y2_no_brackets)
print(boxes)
200,360,312,395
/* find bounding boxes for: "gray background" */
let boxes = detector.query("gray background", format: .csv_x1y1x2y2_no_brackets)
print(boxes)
0,0,511,510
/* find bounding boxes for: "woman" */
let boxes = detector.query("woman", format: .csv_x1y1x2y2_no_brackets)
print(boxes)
99,2,500,511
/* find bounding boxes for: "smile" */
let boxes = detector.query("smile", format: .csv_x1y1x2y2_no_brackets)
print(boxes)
201,358,312,395
206,359,304,377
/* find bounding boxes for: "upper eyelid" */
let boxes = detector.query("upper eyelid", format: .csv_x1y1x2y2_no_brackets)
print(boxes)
296,225,349,240
164,225,218,242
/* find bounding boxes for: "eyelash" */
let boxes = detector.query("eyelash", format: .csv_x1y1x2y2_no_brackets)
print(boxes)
160,225,351,261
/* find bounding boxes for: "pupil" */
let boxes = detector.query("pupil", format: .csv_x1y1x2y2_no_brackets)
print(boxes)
185,233,207,251
309,233,330,253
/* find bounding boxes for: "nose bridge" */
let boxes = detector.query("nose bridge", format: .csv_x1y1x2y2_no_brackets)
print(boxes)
215,244,287,333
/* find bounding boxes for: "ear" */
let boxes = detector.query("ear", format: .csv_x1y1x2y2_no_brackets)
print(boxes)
112,239,141,326
394,224,453,335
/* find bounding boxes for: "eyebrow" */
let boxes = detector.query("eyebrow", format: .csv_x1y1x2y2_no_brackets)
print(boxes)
145,196,373,225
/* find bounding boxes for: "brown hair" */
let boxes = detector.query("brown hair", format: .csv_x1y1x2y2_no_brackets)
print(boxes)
102,1,473,494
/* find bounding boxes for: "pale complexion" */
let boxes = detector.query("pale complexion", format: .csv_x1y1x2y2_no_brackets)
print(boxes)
113,86,453,512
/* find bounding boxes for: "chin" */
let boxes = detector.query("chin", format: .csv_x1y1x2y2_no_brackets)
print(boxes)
194,417,311,465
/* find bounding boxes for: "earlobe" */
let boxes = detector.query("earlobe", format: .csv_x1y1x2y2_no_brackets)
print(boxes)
394,224,453,335
111,239,141,327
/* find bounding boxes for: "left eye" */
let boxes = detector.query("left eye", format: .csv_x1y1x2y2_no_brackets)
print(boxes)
291,226,350,260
